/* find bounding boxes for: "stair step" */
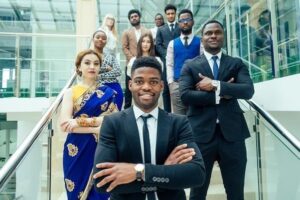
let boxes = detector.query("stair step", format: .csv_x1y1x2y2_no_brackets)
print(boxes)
207,191,256,200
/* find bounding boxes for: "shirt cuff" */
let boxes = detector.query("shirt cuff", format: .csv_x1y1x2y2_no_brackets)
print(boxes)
167,78,174,84
215,81,221,104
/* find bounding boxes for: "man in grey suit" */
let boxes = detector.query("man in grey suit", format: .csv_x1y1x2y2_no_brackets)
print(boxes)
179,20,254,200
156,4,180,112
93,57,205,200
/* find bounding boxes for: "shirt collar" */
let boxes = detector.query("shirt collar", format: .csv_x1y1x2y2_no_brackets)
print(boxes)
133,105,159,120
167,21,176,26
180,33,194,40
203,50,222,61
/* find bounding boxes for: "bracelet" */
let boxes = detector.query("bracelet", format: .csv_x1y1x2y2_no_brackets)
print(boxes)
90,117,97,126
76,117,88,127
76,116,97,127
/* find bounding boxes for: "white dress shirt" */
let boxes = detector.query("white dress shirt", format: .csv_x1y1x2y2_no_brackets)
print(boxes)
133,105,158,164
203,50,222,104
133,106,161,200
134,27,142,42
167,21,176,32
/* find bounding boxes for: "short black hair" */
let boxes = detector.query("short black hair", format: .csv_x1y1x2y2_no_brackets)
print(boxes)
201,19,224,35
131,57,162,76
178,9,194,20
164,4,177,13
128,9,141,20
155,13,163,19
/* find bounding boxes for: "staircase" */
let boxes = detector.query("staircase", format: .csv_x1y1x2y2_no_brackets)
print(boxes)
206,164,256,200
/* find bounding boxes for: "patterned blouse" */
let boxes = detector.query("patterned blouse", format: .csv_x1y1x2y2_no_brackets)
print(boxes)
100,53,121,83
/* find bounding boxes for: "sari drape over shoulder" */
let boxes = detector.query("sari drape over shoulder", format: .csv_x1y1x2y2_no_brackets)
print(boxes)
63,84,115,200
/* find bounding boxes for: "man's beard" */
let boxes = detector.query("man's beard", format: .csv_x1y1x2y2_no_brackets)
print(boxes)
181,28,192,35
131,20,140,27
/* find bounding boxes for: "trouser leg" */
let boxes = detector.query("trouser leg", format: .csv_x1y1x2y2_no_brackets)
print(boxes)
190,137,218,200
218,131,247,200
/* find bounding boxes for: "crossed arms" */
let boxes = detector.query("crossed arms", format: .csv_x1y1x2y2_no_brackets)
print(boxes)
93,115,205,194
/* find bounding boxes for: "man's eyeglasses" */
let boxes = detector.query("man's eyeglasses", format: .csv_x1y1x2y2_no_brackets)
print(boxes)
178,18,193,23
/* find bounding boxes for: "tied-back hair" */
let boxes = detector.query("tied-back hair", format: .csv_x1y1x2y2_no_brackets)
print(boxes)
75,49,102,76
101,13,118,41
89,29,107,50
136,33,156,58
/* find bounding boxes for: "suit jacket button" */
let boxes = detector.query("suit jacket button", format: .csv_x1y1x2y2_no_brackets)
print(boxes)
152,177,157,182
165,178,169,183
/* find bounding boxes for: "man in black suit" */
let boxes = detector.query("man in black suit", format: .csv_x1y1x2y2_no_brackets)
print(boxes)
93,57,205,200
179,20,254,200
156,4,180,112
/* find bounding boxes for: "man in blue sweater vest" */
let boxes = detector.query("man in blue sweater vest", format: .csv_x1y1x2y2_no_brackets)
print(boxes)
166,9,201,115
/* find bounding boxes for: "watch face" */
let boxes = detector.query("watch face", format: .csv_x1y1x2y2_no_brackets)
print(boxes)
135,164,144,181
135,164,144,171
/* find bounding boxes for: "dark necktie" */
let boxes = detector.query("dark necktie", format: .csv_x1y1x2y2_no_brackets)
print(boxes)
170,23,174,32
184,36,188,47
141,115,156,200
212,56,219,80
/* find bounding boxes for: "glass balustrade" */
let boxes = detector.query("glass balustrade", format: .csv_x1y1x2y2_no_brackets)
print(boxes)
0,72,76,200
0,33,90,98
1,89,300,199
240,100,300,200
0,120,51,199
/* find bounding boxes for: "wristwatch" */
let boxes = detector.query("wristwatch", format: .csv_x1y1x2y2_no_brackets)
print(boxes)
211,80,219,91
134,164,145,181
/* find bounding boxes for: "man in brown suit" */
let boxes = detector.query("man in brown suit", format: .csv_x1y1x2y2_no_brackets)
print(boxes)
122,9,149,109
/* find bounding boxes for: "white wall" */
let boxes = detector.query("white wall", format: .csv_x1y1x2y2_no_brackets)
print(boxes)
253,74,300,139
253,74,300,111
0,97,50,199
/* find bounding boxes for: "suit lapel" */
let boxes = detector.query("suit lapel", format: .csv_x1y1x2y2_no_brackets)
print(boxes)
155,109,171,164
199,55,214,79
129,27,138,45
218,53,228,80
164,24,172,36
124,108,143,162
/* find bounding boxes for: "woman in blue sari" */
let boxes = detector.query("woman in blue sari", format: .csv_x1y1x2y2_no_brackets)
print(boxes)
60,49,116,199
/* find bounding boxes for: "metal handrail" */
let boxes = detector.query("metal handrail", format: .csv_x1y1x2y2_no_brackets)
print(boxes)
0,72,77,189
246,99,300,152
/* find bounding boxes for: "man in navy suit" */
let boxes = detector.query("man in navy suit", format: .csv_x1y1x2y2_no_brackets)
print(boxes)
179,20,254,200
93,57,205,200
156,4,181,112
